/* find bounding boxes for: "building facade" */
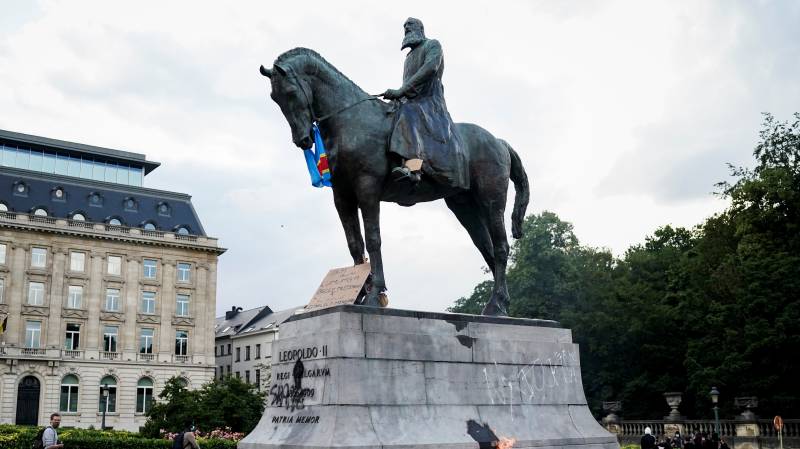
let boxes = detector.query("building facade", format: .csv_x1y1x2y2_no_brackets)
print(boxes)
214,306,299,391
0,129,225,430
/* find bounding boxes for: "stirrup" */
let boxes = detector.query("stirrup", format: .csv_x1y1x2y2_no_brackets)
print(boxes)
391,166,421,184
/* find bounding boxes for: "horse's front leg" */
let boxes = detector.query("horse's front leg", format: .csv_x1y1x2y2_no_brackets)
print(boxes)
355,179,386,307
333,186,365,265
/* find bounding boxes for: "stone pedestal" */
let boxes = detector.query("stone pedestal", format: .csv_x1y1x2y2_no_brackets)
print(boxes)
239,305,619,449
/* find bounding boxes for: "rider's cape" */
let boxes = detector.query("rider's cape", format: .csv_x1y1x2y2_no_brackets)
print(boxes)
388,39,469,190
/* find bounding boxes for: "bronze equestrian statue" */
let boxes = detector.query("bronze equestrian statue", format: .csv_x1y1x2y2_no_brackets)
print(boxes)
259,18,529,316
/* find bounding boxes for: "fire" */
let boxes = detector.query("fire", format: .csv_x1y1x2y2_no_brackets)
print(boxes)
496,436,516,449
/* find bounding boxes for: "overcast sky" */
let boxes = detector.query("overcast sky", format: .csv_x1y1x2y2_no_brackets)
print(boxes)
1,1,798,316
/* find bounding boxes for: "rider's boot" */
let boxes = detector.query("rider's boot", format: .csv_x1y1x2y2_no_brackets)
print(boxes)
391,158,423,184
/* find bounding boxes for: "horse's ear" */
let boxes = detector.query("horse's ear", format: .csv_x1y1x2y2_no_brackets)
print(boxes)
274,64,287,76
259,65,272,78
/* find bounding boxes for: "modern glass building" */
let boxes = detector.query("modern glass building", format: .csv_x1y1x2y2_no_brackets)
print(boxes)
0,129,204,235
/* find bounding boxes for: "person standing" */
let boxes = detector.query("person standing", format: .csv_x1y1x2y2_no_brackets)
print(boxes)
182,425,200,449
673,431,684,449
642,427,656,449
684,433,696,449
42,413,63,449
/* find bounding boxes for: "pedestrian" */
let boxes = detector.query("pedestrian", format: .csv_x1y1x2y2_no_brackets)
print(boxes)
673,431,684,449
38,413,63,449
684,433,695,449
719,437,730,449
642,427,656,449
181,424,200,449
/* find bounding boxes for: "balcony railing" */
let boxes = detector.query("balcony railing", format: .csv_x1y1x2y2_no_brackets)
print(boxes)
173,355,190,363
101,351,120,361
68,220,94,229
30,215,56,225
62,349,83,359
138,353,155,362
21,348,46,356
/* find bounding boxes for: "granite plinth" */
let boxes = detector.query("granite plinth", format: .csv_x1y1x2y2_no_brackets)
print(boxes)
239,305,619,449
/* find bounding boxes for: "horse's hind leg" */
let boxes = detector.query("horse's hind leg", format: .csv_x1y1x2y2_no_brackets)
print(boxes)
481,202,510,316
445,193,495,274
333,187,366,265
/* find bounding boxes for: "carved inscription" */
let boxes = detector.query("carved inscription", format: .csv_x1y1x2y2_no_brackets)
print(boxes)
271,415,320,424
278,345,327,362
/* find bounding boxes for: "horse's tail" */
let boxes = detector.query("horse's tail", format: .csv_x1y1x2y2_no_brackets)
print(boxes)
501,139,529,239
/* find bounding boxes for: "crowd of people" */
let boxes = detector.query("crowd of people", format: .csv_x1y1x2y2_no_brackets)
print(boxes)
641,427,731,449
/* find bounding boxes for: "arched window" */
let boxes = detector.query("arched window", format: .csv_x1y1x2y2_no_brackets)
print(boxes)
176,226,190,236
60,375,79,412
108,217,122,226
0,203,7,212
33,208,47,217
98,375,117,413
143,222,156,231
136,378,154,414
71,213,86,222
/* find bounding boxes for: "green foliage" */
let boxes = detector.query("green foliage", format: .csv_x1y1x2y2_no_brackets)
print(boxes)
142,375,265,437
0,426,236,449
452,113,800,419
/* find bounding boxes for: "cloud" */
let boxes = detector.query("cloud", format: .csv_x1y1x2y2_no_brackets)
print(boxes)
1,0,798,315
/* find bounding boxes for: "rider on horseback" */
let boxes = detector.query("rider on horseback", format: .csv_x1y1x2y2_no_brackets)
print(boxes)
382,18,470,190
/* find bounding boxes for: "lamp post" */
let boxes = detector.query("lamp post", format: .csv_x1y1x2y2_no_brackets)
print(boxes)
710,386,720,436
101,384,109,430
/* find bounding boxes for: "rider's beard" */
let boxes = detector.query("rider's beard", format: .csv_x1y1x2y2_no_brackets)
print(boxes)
401,30,425,50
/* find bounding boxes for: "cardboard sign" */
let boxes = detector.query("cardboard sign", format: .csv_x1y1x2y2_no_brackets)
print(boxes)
306,263,371,311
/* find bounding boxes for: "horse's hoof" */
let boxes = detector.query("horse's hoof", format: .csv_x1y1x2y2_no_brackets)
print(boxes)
481,301,508,317
378,292,389,308
362,290,382,307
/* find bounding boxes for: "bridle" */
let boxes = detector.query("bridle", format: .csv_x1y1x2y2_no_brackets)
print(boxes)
281,65,381,126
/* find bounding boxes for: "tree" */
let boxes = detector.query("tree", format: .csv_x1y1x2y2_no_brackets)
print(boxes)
450,113,800,418
141,376,266,437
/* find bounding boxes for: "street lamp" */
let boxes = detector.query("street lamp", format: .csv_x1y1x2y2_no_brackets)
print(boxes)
709,386,720,436
101,384,110,430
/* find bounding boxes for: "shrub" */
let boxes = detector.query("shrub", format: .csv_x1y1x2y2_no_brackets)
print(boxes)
0,426,235,449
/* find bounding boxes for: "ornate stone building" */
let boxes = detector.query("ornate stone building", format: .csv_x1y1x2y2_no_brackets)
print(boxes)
0,129,225,430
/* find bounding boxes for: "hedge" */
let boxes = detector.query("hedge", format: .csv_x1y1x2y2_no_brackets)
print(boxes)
0,426,237,449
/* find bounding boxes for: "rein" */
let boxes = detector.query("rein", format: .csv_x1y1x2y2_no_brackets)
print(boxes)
285,66,381,124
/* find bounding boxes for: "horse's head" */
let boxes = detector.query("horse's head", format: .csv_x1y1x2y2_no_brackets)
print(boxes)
260,62,314,150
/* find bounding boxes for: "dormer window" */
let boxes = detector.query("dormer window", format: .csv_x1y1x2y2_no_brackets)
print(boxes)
33,208,48,217
51,187,65,201
108,217,122,226
88,192,103,207
175,226,190,235
13,181,28,197
71,213,86,221
143,222,156,231
156,202,171,217
123,197,138,212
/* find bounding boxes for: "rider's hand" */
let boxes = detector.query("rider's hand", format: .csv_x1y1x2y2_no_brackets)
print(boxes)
381,88,404,100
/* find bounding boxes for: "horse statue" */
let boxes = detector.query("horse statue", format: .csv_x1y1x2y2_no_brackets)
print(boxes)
259,48,529,316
